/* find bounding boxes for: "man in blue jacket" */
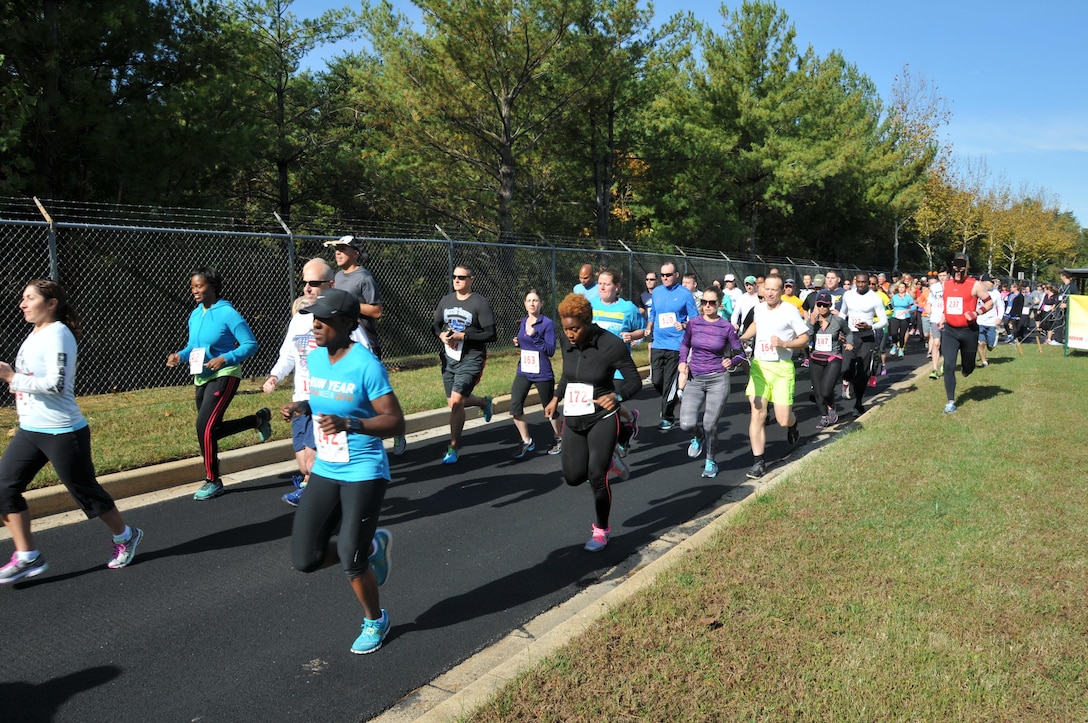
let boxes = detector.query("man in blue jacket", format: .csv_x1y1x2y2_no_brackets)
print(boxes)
647,262,697,430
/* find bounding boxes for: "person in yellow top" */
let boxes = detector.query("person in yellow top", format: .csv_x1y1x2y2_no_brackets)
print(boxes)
782,279,805,311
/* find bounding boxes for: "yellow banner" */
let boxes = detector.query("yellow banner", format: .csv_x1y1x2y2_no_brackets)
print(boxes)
1068,295,1088,351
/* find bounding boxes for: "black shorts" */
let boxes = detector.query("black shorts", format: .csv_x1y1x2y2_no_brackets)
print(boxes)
441,354,485,398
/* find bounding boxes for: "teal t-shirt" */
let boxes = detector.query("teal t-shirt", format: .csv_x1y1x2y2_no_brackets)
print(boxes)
307,343,394,482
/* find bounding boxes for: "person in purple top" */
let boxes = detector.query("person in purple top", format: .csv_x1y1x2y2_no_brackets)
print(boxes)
677,286,746,478
510,289,563,458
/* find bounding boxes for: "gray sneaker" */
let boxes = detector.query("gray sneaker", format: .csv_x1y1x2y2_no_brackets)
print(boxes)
0,552,48,584
108,528,144,569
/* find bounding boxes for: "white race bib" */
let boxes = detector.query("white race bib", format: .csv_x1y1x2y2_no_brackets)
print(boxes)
756,340,779,362
563,383,595,416
658,312,677,328
849,315,867,330
314,418,349,463
520,350,540,375
189,347,206,374
815,333,832,352
444,339,463,362
946,297,963,315
894,310,909,320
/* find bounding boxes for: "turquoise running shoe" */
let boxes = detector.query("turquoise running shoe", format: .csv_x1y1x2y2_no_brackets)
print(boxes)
370,529,392,587
351,610,390,654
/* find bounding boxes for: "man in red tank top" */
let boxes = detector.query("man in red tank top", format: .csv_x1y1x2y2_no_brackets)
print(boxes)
937,253,993,414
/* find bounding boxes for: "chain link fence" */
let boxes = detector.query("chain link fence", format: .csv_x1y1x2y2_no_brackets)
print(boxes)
0,199,870,403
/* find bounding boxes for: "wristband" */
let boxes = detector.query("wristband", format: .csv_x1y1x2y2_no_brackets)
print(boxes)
615,393,623,403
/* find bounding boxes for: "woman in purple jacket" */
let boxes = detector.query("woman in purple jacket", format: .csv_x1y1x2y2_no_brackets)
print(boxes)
678,286,746,479
510,289,563,458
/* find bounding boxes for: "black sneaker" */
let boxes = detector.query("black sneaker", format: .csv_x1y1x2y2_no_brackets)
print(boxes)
746,460,766,479
514,439,535,459
787,423,800,445
255,408,272,442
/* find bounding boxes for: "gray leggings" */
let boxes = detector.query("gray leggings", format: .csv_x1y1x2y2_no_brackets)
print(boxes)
291,473,388,580
678,371,730,460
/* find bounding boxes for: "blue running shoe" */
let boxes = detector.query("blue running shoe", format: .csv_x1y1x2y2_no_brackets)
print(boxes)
194,479,224,501
369,528,392,587
441,446,458,464
290,473,306,490
658,419,674,431
701,460,719,478
255,407,272,442
483,396,493,423
514,439,535,459
351,610,390,654
687,437,703,458
282,487,304,507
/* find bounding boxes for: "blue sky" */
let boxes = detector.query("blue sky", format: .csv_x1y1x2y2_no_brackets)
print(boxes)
294,0,1088,226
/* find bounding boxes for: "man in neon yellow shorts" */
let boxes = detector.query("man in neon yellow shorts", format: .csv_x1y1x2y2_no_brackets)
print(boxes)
739,275,810,479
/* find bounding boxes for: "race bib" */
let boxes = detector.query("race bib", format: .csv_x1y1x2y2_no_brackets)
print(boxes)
564,383,595,416
848,315,867,330
444,339,463,362
946,297,963,315
815,333,832,352
520,350,540,375
756,340,779,362
895,310,909,320
314,418,349,463
189,347,206,374
658,312,677,328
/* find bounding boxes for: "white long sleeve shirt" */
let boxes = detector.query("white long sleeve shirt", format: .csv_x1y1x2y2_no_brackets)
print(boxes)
9,321,87,433
267,312,370,402
839,289,889,333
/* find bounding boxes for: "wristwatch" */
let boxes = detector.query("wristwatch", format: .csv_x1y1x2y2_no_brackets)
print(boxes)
348,417,363,433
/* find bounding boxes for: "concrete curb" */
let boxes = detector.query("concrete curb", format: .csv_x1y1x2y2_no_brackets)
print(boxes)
372,361,932,722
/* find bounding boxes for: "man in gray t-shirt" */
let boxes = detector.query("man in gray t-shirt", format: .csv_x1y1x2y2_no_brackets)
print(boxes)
325,235,383,358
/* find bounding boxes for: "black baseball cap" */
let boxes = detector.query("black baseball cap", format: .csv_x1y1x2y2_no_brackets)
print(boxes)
300,289,359,322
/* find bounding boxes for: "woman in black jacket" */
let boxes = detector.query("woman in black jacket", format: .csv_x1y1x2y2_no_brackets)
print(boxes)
544,294,641,553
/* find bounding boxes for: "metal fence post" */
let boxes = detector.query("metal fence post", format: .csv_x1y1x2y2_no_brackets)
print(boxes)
274,212,296,302
33,197,58,280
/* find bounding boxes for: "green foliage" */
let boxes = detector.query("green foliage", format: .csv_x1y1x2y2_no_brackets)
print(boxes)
0,0,1079,266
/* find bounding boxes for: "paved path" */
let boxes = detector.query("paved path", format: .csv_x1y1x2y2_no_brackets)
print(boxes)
0,353,928,722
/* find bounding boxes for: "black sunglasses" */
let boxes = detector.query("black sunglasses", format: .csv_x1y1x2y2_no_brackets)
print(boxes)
303,279,328,287
452,274,471,280
700,298,718,305
816,302,831,308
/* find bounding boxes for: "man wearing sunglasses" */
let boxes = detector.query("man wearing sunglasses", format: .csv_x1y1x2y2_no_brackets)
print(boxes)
433,265,497,463
938,253,992,414
647,262,698,430
263,258,371,506
326,235,407,456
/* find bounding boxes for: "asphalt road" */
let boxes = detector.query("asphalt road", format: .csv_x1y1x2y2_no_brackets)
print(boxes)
1,353,926,722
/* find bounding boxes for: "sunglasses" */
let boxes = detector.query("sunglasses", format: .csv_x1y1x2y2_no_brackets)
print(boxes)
816,302,831,308
303,279,328,287
452,274,471,280
700,298,718,305
660,272,677,277
646,277,657,281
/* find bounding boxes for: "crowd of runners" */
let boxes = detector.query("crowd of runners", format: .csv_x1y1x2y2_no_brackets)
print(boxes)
0,240,1076,657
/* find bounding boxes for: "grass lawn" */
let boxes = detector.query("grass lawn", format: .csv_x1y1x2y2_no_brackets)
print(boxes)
466,343,1088,722
0,345,649,489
